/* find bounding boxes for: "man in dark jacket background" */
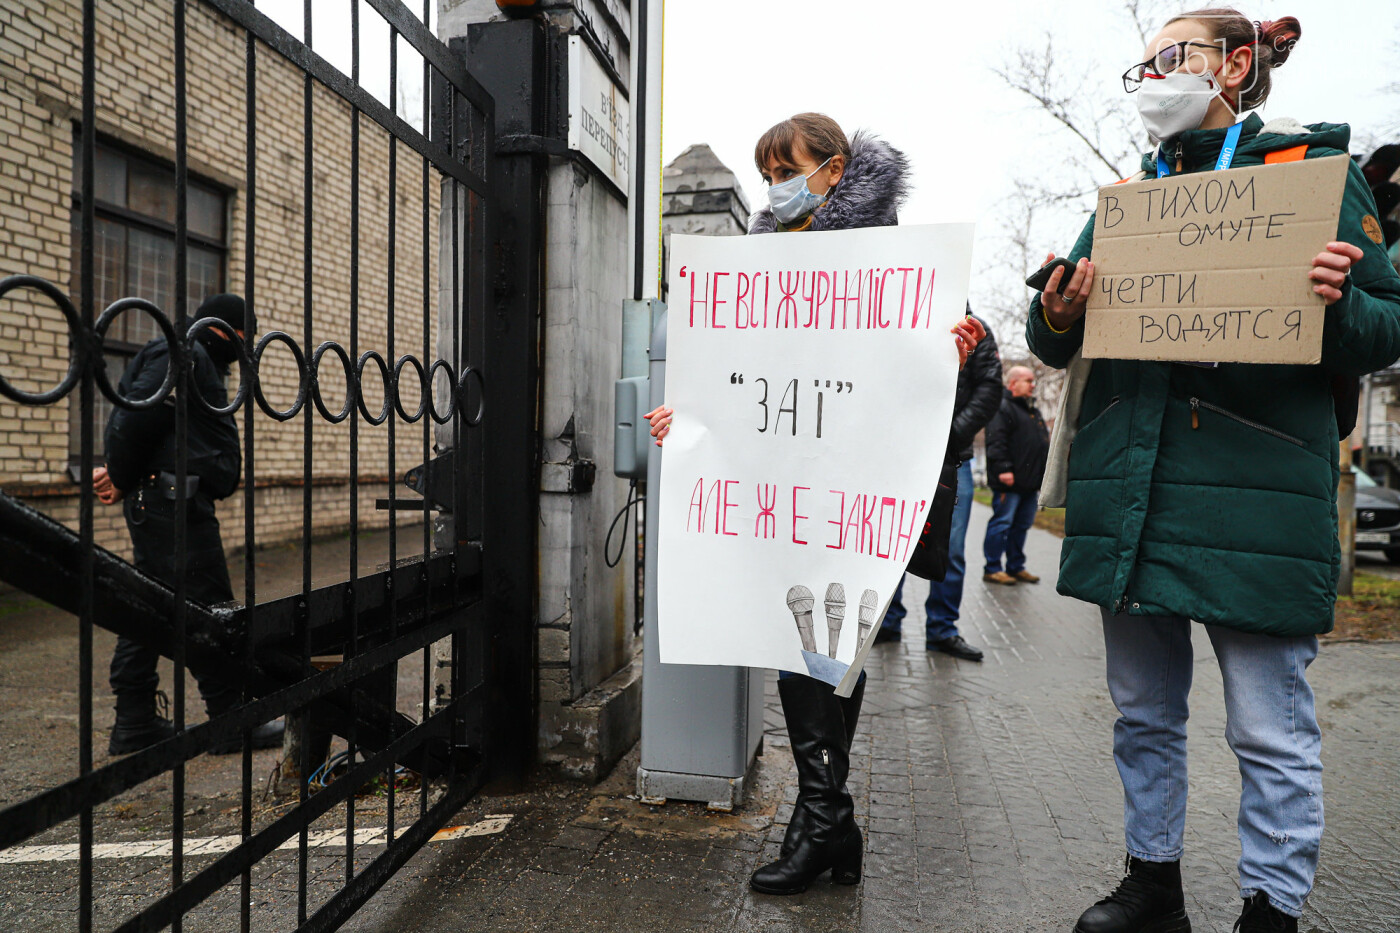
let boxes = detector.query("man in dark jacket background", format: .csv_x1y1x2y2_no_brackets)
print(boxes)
92,293,283,756
981,366,1049,586
875,312,1003,662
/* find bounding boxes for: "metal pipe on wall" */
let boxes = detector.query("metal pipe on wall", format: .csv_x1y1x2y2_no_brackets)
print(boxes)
627,0,664,303
625,0,764,809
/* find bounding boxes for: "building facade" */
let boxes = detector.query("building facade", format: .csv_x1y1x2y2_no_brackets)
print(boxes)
1,0,437,561
660,142,750,297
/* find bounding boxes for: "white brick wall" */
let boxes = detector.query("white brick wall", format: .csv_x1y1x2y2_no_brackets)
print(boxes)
1,0,454,552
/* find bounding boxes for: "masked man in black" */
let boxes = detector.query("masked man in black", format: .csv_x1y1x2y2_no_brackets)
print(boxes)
93,293,283,755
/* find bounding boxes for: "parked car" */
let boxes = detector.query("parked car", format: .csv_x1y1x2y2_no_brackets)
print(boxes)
1354,469,1400,563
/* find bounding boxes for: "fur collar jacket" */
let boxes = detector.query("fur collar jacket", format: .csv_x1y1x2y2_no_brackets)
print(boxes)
748,130,911,235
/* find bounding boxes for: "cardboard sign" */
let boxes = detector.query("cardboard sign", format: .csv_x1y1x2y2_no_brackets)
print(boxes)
1084,154,1349,365
658,224,974,696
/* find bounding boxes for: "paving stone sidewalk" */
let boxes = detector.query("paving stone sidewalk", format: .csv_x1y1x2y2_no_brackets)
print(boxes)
344,505,1400,933
3,509,1397,931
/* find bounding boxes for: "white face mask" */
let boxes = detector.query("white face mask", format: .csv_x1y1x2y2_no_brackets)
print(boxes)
1136,68,1230,142
767,156,833,225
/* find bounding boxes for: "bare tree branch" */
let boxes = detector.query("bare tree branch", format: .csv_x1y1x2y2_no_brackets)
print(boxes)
1123,0,1166,47
977,0,1172,382
991,38,1127,179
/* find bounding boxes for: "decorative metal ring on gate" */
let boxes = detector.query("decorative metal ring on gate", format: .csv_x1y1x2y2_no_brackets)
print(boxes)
252,331,309,422
0,275,88,406
0,275,487,430
356,350,392,426
310,340,355,424
92,297,178,411
393,354,429,424
185,315,252,417
427,358,456,425
457,365,485,427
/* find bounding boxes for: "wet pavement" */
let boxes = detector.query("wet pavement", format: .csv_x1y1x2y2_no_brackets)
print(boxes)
343,504,1400,933
3,507,1399,931
0,526,428,813
0,526,436,931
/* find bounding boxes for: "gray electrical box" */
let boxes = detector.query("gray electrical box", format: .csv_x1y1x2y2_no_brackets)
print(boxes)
613,376,650,480
614,299,659,480
636,308,766,811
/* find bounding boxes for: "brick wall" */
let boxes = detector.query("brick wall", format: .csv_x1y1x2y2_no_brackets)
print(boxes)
1,0,453,553
34,480,419,566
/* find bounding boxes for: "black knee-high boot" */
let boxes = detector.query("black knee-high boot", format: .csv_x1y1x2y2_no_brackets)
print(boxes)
780,676,864,857
751,676,863,895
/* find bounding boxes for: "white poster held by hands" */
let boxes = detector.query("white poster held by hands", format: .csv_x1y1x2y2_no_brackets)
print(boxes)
658,223,974,697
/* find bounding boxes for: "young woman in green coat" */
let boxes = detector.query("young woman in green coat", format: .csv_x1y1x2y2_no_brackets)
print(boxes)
647,114,985,897
1026,9,1400,933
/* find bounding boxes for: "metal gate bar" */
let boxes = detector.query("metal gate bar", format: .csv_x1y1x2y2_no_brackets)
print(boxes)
202,0,491,194
0,0,503,929
0,564,480,851
239,13,259,931
110,696,471,933
75,2,98,927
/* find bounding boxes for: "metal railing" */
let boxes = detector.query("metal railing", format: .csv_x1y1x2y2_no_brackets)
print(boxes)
0,1,509,930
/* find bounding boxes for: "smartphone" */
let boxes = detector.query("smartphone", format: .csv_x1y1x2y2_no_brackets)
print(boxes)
1025,257,1079,298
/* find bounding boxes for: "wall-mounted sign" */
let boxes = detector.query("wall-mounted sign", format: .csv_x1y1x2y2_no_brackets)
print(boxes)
567,35,630,192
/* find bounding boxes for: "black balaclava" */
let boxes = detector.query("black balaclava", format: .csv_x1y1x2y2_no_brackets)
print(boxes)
194,293,245,368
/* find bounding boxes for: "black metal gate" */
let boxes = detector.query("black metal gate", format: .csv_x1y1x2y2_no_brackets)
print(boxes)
0,1,520,929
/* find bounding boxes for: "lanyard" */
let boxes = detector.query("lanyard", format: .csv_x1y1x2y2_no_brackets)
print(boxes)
1156,121,1243,177
1155,121,1243,371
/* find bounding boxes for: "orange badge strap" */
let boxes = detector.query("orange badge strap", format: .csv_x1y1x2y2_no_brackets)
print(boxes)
1264,144,1308,164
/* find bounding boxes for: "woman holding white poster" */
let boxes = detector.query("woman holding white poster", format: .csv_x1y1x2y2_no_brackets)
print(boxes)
647,113,983,896
1027,10,1400,933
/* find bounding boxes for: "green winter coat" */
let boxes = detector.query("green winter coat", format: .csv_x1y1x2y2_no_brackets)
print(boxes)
1026,114,1400,636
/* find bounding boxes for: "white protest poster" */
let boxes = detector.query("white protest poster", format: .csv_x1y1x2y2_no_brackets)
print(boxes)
657,224,974,697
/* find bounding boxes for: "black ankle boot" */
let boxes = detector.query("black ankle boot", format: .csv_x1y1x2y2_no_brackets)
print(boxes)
109,691,175,755
1074,856,1190,933
781,677,864,857
1233,892,1297,932
752,676,862,895
202,691,286,755
207,720,286,755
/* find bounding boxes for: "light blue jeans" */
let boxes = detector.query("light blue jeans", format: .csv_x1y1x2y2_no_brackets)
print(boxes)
1101,610,1323,918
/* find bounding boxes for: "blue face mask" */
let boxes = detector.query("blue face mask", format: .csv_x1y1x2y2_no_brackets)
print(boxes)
767,156,833,225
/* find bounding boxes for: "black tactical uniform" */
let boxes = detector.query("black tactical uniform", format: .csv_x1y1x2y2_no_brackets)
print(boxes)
103,294,280,755
903,310,1004,581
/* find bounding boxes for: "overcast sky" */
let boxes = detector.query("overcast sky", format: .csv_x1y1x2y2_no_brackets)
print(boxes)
663,0,1399,220
261,0,434,130
261,1,1399,230
662,0,1400,328
257,0,1399,335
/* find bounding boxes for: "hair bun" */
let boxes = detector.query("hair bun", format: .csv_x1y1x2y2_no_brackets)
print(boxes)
1257,17,1302,67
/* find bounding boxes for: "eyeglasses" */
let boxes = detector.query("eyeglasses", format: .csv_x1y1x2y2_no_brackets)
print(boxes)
1122,40,1224,93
